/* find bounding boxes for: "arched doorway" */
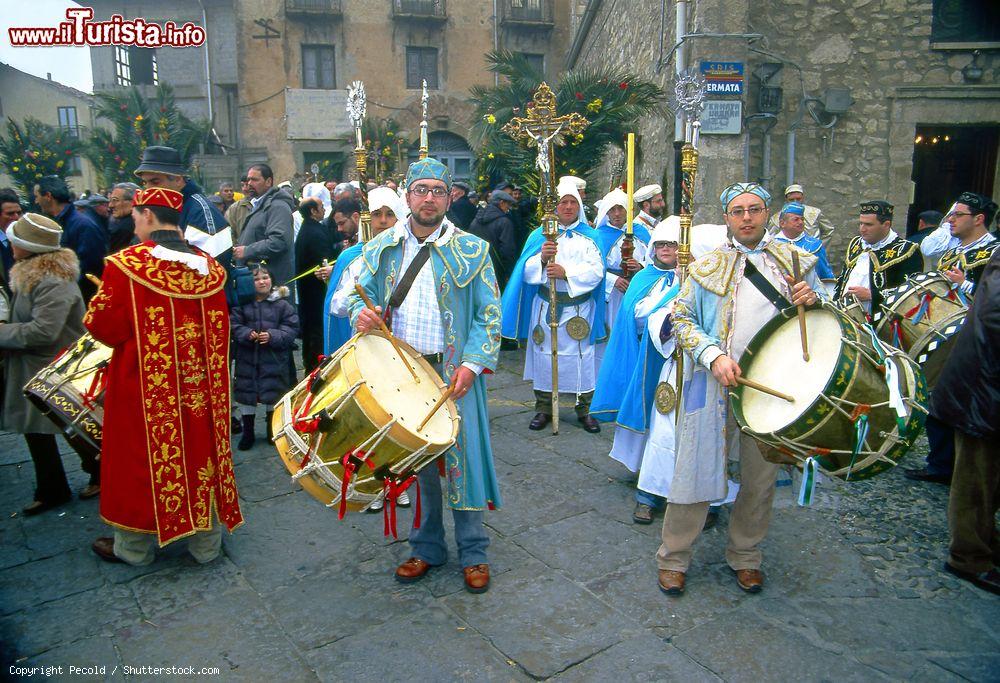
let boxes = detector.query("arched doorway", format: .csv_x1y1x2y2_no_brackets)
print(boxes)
410,131,474,181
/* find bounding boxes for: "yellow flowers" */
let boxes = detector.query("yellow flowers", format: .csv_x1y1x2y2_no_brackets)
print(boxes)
586,98,603,113
484,114,497,125
135,114,144,121
11,166,18,172
56,160,64,168
487,152,495,159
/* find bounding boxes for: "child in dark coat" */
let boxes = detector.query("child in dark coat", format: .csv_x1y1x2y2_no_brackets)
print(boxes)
230,265,299,450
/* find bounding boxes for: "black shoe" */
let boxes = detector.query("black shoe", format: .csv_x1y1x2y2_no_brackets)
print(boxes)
632,503,654,524
231,415,242,434
578,415,601,433
237,415,255,451
943,562,1000,596
903,467,951,485
529,413,551,430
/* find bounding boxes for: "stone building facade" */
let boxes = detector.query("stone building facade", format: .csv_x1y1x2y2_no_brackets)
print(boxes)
0,64,102,195
236,0,575,185
569,0,1000,262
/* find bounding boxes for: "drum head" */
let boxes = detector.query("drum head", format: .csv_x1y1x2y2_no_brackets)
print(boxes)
738,308,843,434
352,333,457,446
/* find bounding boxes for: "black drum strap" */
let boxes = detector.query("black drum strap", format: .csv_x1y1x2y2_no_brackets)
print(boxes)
743,258,792,311
387,244,432,311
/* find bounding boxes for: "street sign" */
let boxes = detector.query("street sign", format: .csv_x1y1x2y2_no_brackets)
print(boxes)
700,61,744,95
701,100,743,134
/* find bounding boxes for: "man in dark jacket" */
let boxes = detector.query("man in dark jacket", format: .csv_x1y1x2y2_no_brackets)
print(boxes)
33,175,107,302
446,181,477,231
931,249,1000,595
294,198,337,371
107,182,140,253
467,190,519,290
233,163,296,299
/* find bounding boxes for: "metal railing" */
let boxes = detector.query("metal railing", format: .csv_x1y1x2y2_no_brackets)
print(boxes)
286,0,342,17
501,0,554,26
393,0,447,19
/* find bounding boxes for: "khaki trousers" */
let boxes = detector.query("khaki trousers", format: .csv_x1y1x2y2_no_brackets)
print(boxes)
948,430,1000,574
113,518,223,566
656,417,779,572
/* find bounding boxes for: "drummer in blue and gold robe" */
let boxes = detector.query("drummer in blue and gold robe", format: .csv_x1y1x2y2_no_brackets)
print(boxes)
834,200,922,315
656,182,824,597
349,158,501,595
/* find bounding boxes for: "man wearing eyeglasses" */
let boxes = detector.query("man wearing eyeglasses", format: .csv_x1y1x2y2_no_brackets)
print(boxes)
656,182,824,597
349,158,502,595
905,191,998,487
834,200,921,316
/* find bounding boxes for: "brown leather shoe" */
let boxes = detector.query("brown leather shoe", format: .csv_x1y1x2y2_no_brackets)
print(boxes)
79,484,101,500
394,557,438,584
735,568,764,593
463,564,490,593
578,415,601,433
658,569,685,595
529,413,550,430
91,537,123,564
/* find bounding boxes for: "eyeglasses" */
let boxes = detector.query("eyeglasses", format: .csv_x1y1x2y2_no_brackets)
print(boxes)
727,206,767,218
410,185,448,198
947,211,974,219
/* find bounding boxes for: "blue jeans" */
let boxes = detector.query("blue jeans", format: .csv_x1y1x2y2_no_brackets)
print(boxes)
409,463,490,568
635,488,665,509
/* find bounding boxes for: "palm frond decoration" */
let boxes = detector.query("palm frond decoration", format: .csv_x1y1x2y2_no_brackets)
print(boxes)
469,50,666,195
0,118,84,199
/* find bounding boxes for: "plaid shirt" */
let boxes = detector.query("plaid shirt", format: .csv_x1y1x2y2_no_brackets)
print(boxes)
390,220,446,354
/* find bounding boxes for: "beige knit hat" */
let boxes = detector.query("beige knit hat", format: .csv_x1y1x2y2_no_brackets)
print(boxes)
6,213,63,253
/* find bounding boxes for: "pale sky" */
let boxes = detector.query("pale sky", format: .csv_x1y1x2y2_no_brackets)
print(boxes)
0,1,93,93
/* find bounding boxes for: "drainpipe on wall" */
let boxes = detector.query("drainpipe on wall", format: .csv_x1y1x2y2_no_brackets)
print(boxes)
565,0,602,70
743,113,777,185
673,0,687,213
493,0,499,86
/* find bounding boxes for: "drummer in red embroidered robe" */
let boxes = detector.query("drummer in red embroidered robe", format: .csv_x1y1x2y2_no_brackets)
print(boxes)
85,187,243,566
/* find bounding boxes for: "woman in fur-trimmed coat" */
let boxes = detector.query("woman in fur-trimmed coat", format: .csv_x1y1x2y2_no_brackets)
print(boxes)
0,213,89,516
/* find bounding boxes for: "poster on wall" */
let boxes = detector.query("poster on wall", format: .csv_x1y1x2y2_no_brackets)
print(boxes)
701,100,743,135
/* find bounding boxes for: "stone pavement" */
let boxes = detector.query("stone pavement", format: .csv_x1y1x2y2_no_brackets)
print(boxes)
2,347,998,682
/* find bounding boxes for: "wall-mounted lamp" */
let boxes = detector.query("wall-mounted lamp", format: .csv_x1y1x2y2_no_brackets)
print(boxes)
962,50,984,83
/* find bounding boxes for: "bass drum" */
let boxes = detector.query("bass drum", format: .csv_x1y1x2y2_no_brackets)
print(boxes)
24,334,112,461
875,272,967,388
273,330,459,519
732,303,927,481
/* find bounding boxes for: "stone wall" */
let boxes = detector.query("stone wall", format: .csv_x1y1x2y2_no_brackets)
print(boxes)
571,0,1000,264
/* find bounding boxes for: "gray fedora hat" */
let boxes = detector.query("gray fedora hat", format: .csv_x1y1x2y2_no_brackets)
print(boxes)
134,146,187,177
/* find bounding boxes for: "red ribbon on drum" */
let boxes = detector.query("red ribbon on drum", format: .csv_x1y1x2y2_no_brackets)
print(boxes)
382,476,421,539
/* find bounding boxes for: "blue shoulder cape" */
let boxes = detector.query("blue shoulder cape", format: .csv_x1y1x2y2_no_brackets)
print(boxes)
591,264,679,431
322,242,364,355
595,222,652,258
500,222,609,344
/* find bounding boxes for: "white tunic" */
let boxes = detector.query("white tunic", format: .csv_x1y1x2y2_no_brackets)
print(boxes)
843,230,898,314
609,287,738,503
523,226,605,394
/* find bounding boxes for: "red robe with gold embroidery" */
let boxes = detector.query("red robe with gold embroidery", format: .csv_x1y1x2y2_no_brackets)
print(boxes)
85,242,243,546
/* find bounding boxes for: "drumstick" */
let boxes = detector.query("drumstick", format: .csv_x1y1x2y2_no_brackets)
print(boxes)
417,386,454,431
353,282,420,383
735,376,794,403
791,252,810,362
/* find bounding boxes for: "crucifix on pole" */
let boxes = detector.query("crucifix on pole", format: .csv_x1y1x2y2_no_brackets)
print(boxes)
503,83,589,435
